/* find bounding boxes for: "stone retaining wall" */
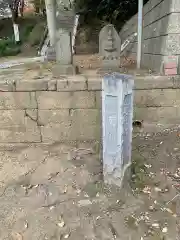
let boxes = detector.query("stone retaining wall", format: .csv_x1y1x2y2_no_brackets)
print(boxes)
120,0,180,73
1,74,180,148
0,76,101,147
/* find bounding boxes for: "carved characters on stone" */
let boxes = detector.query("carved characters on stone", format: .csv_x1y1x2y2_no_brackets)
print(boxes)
99,24,121,72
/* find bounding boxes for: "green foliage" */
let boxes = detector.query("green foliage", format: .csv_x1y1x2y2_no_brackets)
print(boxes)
130,155,148,191
20,23,35,41
74,0,149,28
0,37,21,57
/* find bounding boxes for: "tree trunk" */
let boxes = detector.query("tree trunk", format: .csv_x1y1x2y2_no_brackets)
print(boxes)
8,0,21,43
45,0,56,46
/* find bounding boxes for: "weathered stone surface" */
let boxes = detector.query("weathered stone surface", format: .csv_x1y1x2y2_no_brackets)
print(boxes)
48,79,57,91
119,0,180,73
95,91,102,109
41,124,71,142
38,109,70,125
56,29,72,64
41,123,100,142
16,79,48,91
0,92,37,109
134,76,174,90
70,109,101,126
25,109,38,122
0,80,15,91
52,64,77,76
134,106,180,123
102,73,134,187
37,91,96,109
0,125,41,143
88,77,101,90
56,9,75,32
0,110,25,126
99,24,121,72
46,46,56,61
57,76,87,91
134,89,180,107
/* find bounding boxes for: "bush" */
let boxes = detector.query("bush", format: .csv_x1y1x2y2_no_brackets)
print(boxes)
0,37,21,57
74,0,149,28
20,23,35,41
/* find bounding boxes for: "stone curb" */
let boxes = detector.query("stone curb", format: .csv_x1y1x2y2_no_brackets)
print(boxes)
0,74,180,92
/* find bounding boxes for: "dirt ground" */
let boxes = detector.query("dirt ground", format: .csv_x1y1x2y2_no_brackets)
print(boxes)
0,126,179,240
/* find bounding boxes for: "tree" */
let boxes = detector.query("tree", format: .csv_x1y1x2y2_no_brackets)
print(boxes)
74,0,149,28
0,0,25,42
30,0,45,14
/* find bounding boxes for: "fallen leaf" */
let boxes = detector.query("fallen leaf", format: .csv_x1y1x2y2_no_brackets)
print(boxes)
58,221,65,228
152,223,160,229
162,227,168,233
64,233,70,239
154,187,162,192
24,221,28,229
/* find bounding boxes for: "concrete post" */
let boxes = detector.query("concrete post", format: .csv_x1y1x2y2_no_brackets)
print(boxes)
137,0,143,69
102,73,134,187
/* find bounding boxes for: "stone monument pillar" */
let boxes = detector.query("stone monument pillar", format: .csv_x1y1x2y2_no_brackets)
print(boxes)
102,73,134,187
52,8,77,75
45,0,57,61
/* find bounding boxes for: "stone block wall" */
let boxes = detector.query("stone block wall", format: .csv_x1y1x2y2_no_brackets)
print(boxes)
120,0,180,73
0,76,101,148
1,74,180,148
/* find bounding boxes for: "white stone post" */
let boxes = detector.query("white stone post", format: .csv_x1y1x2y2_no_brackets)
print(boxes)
102,73,134,187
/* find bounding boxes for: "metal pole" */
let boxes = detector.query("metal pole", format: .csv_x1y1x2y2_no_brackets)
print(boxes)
137,0,143,69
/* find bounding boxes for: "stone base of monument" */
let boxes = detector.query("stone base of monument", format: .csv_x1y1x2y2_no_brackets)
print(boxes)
45,46,56,61
97,67,121,75
52,64,78,76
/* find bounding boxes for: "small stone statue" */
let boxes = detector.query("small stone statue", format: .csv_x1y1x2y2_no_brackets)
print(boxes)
99,24,121,73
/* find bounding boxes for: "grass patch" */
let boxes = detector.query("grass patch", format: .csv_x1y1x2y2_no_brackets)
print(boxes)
130,154,150,191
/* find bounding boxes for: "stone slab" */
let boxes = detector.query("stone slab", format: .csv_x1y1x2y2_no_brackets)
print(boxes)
0,110,25,126
87,77,102,91
16,79,49,91
0,123,41,143
45,46,56,61
0,80,15,91
0,92,37,109
134,106,180,124
37,91,96,109
56,29,72,65
70,109,101,126
57,76,87,91
38,109,70,126
41,124,100,142
134,89,180,107
52,64,78,76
